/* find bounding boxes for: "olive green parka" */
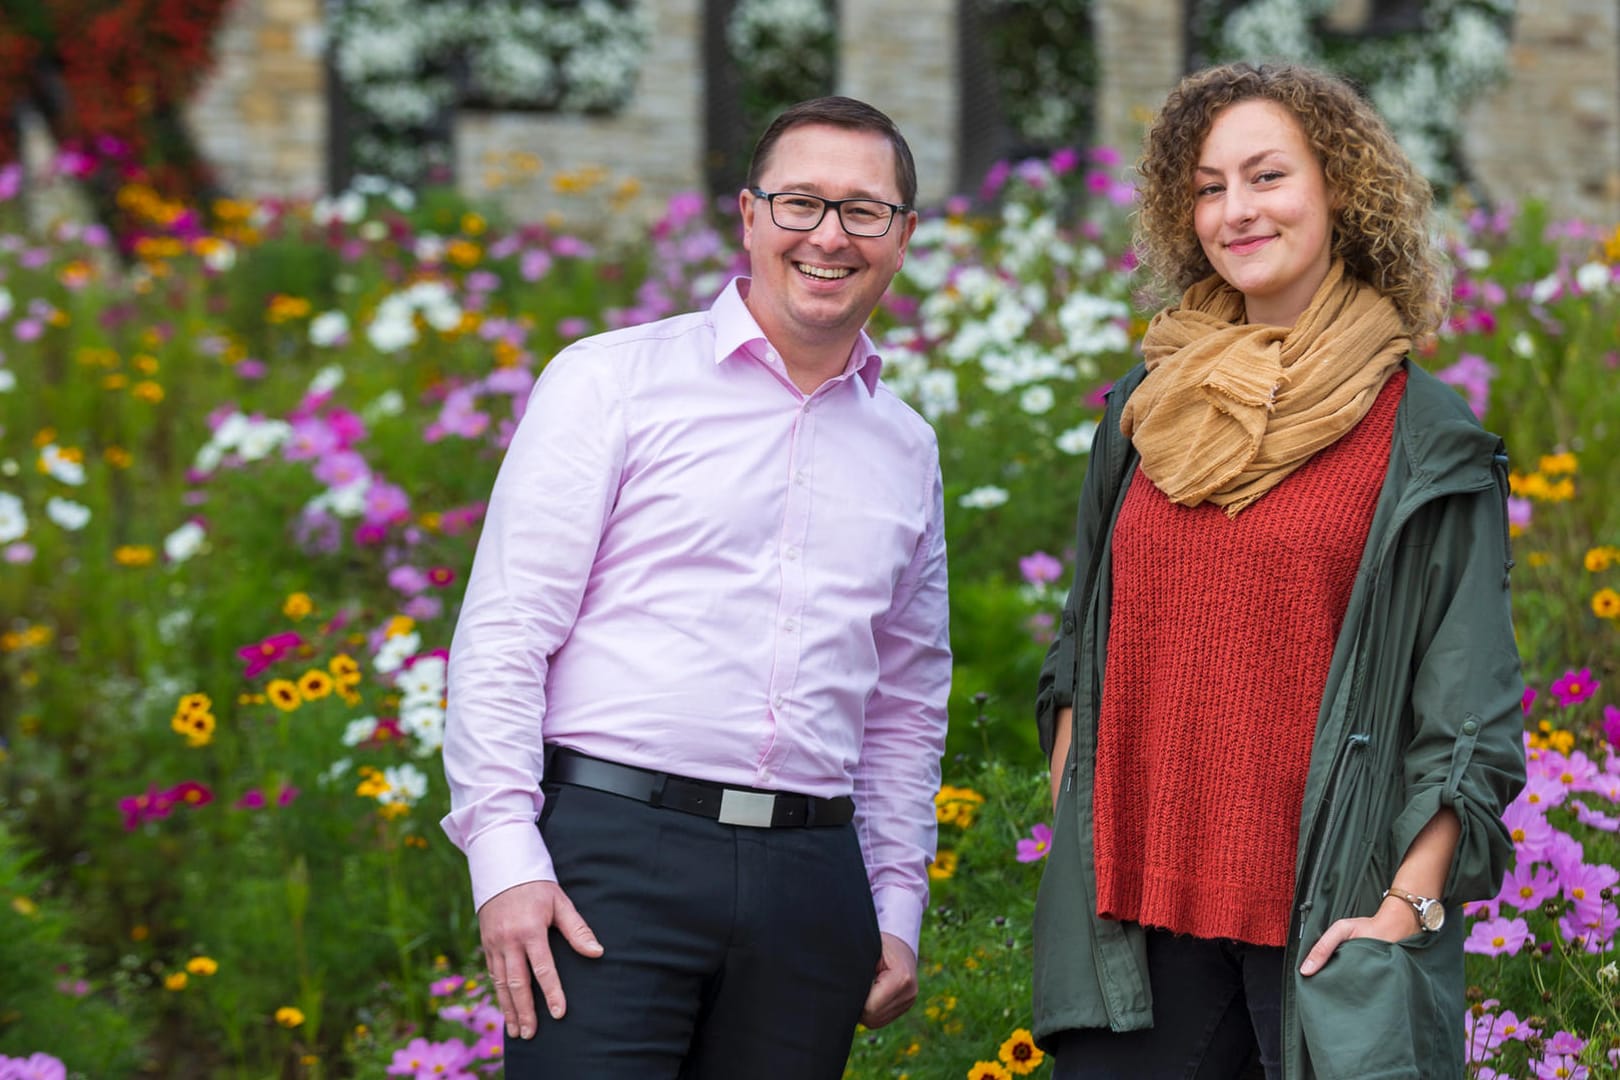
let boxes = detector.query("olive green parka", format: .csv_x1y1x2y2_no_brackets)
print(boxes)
1032,360,1527,1079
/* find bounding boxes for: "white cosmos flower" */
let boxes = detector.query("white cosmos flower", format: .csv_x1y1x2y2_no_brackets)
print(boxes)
1575,262,1613,294
363,389,406,421
342,717,380,747
309,364,346,395
0,491,26,542
0,368,14,392
46,496,91,531
373,630,420,675
38,444,85,486
1530,273,1561,305
1020,385,1055,415
1056,420,1099,456
1511,332,1536,359
310,312,351,348
163,521,206,563
236,419,291,462
378,763,429,806
958,486,1010,510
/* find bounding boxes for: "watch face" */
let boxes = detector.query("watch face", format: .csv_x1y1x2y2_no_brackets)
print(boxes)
1419,901,1445,932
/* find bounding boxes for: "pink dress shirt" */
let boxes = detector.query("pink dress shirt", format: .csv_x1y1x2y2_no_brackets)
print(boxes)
440,277,951,951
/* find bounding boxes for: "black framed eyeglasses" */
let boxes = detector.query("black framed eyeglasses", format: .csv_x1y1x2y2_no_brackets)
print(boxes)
749,187,911,238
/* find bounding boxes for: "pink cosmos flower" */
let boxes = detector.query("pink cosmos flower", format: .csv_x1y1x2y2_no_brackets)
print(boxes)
386,1037,477,1079
1521,685,1538,715
1604,705,1620,750
1016,823,1053,863
234,790,267,810
237,631,304,678
283,417,339,462
0,1053,68,1080
1434,353,1495,419
1500,798,1555,863
429,975,465,997
1550,668,1599,707
1561,861,1619,920
389,566,430,595
401,595,443,621
364,480,411,527
427,566,456,588
1495,861,1560,914
1465,915,1531,957
1573,801,1620,832
1519,774,1568,812
1018,551,1063,587
313,449,369,489
1467,1003,1536,1060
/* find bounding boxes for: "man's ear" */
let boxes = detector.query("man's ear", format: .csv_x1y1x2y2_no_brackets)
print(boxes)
740,188,757,253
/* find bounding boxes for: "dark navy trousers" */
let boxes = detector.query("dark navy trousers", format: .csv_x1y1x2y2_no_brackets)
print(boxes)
504,781,882,1079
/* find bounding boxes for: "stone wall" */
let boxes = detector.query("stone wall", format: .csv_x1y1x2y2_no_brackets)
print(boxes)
1463,0,1620,221
176,0,1620,227
838,0,959,206
188,0,328,200
454,0,705,243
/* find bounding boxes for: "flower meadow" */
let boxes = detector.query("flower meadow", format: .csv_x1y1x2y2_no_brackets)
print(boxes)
0,151,1617,1077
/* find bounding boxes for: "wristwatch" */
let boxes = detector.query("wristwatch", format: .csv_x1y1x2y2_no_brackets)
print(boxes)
1383,885,1445,933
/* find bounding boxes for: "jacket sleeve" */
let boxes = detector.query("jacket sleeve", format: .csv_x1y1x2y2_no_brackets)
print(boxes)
1035,368,1141,759
1394,449,1527,903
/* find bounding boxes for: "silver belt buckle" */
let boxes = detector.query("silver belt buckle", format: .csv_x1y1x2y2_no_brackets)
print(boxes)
718,789,776,828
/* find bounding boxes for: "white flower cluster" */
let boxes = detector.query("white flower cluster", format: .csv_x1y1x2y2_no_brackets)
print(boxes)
395,652,448,755
1212,0,1514,185
365,279,464,354
329,0,651,180
726,0,834,80
192,412,293,474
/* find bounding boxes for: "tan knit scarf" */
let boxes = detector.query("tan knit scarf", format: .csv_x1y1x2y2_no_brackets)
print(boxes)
1121,259,1409,516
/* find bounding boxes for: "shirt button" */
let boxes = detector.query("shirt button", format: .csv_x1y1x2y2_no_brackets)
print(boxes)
783,618,797,633
1462,719,1479,735
784,547,799,561
795,470,809,486
773,695,786,709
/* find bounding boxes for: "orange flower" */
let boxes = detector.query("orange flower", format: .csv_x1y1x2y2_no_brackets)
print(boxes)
998,1028,1045,1075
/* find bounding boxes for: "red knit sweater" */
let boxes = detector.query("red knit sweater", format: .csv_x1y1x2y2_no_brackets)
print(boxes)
1092,369,1406,946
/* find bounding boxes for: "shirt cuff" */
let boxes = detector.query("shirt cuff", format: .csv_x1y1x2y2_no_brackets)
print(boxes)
873,884,927,956
464,819,557,911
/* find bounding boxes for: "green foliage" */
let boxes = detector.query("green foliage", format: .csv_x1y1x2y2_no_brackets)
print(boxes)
0,824,146,1074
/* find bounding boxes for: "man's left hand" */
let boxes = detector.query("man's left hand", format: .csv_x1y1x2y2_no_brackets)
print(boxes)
861,933,918,1028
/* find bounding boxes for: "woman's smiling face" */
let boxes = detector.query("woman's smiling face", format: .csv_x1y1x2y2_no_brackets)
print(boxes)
1192,98,1335,327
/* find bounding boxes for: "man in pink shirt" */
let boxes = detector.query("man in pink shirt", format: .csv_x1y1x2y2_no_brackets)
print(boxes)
440,96,951,1077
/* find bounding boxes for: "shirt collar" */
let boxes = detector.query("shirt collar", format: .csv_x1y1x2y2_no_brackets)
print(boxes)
710,276,884,396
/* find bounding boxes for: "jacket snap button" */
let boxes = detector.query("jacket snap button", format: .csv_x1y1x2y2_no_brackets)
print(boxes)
1462,720,1478,735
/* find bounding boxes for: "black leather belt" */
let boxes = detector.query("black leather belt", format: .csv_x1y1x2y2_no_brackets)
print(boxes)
545,746,854,828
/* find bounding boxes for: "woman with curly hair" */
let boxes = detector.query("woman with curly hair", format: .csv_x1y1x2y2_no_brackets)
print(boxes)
1031,62,1525,1078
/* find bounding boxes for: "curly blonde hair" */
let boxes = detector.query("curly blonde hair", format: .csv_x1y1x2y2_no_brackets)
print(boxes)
1134,62,1448,337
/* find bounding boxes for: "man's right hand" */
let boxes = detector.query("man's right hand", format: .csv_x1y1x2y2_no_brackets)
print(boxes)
479,880,603,1039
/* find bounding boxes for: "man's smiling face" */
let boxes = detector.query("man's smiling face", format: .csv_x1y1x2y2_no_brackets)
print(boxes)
740,123,915,369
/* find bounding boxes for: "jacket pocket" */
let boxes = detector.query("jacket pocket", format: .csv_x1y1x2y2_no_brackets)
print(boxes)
1295,926,1463,1080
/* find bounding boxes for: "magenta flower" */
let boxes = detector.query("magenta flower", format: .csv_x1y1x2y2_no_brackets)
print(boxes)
166,781,214,809
1549,667,1599,707
1016,823,1053,863
237,631,304,678
234,790,267,810
1604,705,1620,750
1521,685,1538,715
118,785,177,830
1465,915,1531,957
1018,551,1063,587
386,1037,477,1079
312,449,370,489
1434,353,1496,419
427,566,456,588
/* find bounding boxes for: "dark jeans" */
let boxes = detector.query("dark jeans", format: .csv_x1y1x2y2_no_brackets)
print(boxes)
1052,927,1282,1080
503,781,882,1079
